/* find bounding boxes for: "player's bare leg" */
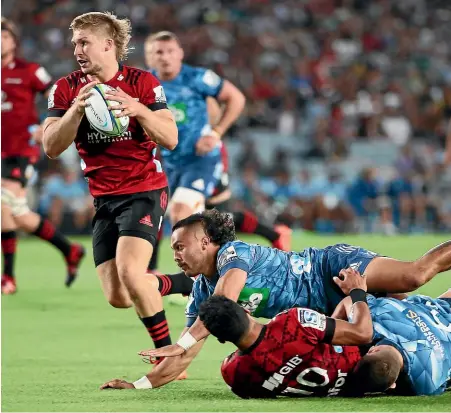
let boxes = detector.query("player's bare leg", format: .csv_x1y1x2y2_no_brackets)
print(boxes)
1,178,85,287
170,202,198,226
1,201,18,294
97,259,133,308
364,240,451,293
116,236,188,380
439,288,451,299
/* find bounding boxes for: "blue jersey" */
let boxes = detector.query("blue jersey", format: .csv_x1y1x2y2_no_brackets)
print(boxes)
368,295,451,395
185,241,378,327
151,64,224,168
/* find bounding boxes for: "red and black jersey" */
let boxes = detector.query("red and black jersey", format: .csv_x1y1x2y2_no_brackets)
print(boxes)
221,308,362,398
1,58,52,160
47,65,169,197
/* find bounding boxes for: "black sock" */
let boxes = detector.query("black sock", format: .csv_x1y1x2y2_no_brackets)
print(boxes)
32,218,71,256
233,211,280,243
1,231,17,278
140,310,172,348
157,272,194,296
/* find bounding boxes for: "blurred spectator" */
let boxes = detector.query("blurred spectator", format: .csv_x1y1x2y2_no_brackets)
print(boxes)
39,165,93,232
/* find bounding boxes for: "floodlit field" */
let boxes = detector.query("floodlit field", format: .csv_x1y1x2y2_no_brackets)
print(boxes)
2,233,450,412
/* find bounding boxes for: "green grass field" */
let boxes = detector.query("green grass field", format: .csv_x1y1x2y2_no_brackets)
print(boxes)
2,233,451,412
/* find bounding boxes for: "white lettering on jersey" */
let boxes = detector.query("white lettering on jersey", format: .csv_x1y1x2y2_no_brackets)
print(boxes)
262,356,303,391
202,70,221,88
298,308,326,331
191,179,205,191
153,85,167,103
35,67,51,84
5,78,22,84
241,293,263,313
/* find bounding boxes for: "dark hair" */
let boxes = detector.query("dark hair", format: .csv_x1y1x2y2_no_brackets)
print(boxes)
344,350,402,396
172,209,236,246
198,295,249,344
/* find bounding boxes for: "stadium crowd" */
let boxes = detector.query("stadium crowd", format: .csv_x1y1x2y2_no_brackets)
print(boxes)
5,0,451,234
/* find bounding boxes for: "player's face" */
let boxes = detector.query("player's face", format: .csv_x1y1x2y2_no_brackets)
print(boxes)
1,30,16,59
171,226,211,276
145,39,183,77
71,29,111,75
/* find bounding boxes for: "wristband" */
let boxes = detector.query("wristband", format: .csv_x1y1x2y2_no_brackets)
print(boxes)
177,332,198,351
350,288,367,304
133,376,153,389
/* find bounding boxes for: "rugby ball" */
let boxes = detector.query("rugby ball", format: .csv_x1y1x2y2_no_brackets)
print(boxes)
85,84,129,136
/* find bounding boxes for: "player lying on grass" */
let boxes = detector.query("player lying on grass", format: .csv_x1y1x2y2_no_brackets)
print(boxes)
197,269,371,398
100,208,451,390
333,288,451,396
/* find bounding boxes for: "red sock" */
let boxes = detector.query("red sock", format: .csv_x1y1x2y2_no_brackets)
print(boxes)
238,211,258,233
32,218,71,256
140,310,172,348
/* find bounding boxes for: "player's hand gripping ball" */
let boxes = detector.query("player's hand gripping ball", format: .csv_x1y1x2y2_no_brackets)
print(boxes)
85,84,130,137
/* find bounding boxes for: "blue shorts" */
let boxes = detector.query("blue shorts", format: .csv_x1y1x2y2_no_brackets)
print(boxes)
166,160,223,198
321,243,379,314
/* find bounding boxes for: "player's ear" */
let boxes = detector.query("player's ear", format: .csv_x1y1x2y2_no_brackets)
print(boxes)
105,38,114,52
201,236,210,249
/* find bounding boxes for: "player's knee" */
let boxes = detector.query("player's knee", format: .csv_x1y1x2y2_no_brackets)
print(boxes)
402,262,430,291
107,296,133,308
117,264,148,299
1,188,30,217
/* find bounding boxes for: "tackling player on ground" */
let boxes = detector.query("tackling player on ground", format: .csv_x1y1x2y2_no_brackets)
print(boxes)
43,12,179,359
335,288,451,396
1,17,85,294
101,209,451,390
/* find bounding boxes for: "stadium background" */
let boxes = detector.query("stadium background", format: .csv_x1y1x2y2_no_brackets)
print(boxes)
2,0,451,411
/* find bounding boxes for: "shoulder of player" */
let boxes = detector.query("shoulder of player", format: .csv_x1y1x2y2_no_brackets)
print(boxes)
121,65,157,85
54,70,86,89
217,240,250,258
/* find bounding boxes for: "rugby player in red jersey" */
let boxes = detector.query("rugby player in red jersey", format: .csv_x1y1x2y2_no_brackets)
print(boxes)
1,17,85,294
43,12,180,357
198,268,370,398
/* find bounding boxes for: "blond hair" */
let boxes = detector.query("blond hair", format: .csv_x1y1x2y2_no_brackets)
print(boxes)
1,17,19,40
70,12,131,61
145,31,181,47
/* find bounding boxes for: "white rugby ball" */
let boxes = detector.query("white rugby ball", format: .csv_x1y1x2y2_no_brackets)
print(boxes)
85,84,129,137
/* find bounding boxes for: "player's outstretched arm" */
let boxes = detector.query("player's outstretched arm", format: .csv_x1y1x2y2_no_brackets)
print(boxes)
43,80,98,158
330,268,373,345
101,328,206,390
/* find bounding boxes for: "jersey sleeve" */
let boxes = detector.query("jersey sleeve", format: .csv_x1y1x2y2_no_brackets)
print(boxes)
140,72,168,111
217,241,252,276
46,78,71,118
29,63,52,93
194,68,224,98
293,308,336,344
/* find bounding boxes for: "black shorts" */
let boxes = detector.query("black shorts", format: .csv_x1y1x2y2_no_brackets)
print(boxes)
92,188,169,267
1,157,34,187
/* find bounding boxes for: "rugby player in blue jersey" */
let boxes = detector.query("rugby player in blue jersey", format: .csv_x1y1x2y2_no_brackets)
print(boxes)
334,288,451,396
